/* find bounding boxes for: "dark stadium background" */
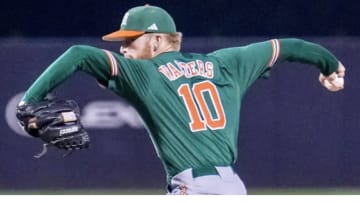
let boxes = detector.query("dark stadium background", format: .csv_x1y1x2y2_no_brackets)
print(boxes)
1,0,359,37
1,0,359,194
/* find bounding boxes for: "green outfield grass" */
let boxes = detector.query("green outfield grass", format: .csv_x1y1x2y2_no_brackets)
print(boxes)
1,187,360,195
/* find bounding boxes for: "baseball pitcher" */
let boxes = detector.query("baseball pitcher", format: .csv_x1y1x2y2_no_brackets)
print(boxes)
16,5,345,194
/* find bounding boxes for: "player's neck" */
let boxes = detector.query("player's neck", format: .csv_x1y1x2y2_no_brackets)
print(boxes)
152,45,178,57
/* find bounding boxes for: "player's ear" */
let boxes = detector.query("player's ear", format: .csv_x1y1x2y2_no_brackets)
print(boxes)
153,35,161,52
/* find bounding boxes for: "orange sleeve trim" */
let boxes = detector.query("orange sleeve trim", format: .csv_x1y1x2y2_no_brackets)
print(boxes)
268,39,280,67
102,49,119,76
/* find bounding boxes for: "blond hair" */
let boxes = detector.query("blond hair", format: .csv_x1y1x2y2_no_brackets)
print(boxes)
164,32,183,51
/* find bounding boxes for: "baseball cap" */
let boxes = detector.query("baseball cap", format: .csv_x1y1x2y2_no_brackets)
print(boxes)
102,5,177,41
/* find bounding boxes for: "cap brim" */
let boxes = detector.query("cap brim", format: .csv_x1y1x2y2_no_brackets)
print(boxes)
102,30,145,41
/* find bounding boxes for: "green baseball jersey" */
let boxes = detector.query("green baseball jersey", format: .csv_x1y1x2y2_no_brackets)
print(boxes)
22,38,339,183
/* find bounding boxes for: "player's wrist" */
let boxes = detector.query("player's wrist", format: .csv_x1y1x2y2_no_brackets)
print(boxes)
18,100,27,107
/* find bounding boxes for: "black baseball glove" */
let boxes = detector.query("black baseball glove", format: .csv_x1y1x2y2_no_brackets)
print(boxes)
16,99,90,157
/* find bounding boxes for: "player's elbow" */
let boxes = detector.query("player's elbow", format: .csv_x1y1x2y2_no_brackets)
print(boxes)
281,38,307,49
278,38,309,61
65,45,96,61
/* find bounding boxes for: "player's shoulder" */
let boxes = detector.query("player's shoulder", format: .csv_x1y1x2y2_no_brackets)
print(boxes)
155,51,207,59
153,51,214,63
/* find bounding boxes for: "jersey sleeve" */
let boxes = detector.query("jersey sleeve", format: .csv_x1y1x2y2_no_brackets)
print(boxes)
209,39,279,91
21,44,153,104
278,38,339,76
22,45,122,103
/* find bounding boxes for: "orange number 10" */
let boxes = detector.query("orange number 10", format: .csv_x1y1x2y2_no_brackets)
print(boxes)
178,80,226,132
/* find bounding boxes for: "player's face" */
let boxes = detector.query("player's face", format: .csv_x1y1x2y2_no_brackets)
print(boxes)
120,34,152,59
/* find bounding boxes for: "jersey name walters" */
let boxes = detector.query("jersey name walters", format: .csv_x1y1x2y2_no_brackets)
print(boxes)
158,60,214,81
